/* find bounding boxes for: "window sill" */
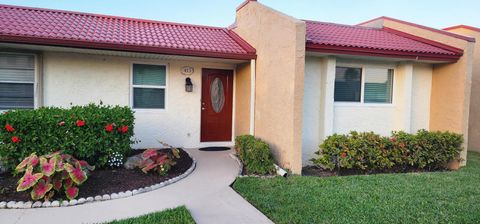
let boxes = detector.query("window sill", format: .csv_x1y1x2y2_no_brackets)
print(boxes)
133,108,167,114
334,102,394,108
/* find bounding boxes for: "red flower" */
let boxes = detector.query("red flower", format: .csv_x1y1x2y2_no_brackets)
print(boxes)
76,120,85,127
5,124,15,132
105,124,114,132
58,121,65,126
340,152,347,158
118,125,129,133
11,136,21,143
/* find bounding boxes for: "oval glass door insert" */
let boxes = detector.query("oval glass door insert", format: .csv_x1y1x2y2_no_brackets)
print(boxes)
210,77,225,113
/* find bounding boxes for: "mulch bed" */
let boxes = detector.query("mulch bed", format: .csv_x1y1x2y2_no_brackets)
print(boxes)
302,165,447,177
0,148,193,202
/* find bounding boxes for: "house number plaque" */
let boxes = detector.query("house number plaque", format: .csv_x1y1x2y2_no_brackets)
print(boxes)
181,66,194,75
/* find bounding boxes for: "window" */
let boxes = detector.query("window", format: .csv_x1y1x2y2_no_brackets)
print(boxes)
364,68,394,103
334,66,394,104
0,53,35,110
132,64,166,109
334,67,362,102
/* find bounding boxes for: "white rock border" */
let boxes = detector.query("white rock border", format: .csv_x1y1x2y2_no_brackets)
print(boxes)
1,151,197,209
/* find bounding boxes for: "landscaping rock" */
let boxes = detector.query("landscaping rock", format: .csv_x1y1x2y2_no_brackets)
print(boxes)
94,195,102,201
23,201,32,209
61,201,69,207
132,189,139,195
110,193,119,200
118,191,126,198
51,201,60,207
7,201,16,208
86,197,94,202
125,190,133,196
123,154,143,169
69,199,77,206
32,201,42,208
41,201,50,208
77,198,86,204
0,201,6,209
14,201,24,209
144,186,152,192
102,194,110,200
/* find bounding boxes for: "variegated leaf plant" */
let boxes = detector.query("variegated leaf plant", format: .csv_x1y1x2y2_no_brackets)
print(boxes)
15,151,94,201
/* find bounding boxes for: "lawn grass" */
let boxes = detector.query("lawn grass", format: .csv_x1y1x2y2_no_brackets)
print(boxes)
105,206,195,224
233,152,480,224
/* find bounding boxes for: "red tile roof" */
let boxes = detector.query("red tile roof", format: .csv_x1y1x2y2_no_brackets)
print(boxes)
305,20,463,61
0,4,256,60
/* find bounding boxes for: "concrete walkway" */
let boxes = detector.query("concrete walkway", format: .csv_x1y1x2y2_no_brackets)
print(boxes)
0,149,273,224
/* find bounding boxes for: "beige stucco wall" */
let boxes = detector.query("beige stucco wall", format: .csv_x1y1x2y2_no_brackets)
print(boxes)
234,1,306,174
362,19,474,164
43,51,238,149
445,28,480,152
234,62,251,137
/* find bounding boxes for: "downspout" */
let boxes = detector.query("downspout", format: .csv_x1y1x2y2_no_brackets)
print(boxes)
249,59,256,135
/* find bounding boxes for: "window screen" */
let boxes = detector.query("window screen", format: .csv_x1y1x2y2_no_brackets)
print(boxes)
0,53,35,110
132,64,166,109
334,67,362,102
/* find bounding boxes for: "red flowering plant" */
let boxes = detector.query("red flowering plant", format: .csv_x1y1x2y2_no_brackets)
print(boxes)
15,151,94,200
0,104,135,171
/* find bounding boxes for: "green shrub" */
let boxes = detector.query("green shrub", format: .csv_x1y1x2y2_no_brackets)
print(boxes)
0,104,135,171
235,135,275,175
312,130,463,171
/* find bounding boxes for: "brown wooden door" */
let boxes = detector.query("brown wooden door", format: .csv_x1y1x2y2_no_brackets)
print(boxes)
201,68,234,142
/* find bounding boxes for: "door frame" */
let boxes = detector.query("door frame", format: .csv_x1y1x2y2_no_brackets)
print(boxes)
199,67,236,145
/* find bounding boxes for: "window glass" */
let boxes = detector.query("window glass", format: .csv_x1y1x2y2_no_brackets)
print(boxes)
0,53,34,109
132,64,166,109
133,88,165,109
364,68,394,103
133,64,166,86
334,67,362,102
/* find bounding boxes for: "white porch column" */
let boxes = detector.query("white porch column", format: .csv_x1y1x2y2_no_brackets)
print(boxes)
394,62,414,132
249,59,256,135
320,56,336,138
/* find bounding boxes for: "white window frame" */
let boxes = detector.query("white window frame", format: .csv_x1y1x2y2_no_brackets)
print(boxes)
334,63,395,107
130,62,168,112
0,52,40,111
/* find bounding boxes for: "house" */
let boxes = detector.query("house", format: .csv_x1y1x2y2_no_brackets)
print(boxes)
0,1,475,174
231,0,474,173
0,4,256,151
443,25,480,153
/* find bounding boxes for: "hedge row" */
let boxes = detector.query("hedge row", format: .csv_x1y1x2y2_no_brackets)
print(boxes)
0,104,135,171
312,130,463,171
235,135,276,175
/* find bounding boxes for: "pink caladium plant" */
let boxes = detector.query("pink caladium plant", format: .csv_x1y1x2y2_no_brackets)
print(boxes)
16,166,43,192
15,153,39,173
15,151,94,201
40,157,57,177
64,162,87,185
30,179,53,200
137,148,181,175
65,187,79,200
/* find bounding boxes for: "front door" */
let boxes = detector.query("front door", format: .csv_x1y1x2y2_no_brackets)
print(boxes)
201,68,233,142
